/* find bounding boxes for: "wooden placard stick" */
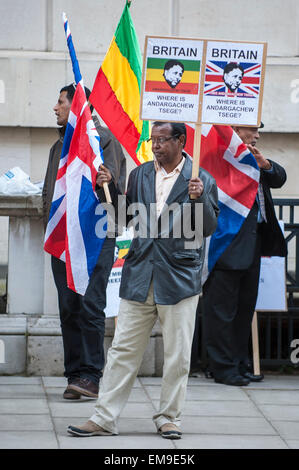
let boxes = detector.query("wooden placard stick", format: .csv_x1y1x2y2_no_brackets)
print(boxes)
190,40,207,199
190,120,203,197
191,122,202,180
257,42,267,127
102,180,112,203
251,311,261,375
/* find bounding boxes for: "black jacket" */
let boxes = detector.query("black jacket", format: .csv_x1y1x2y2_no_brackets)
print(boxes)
104,153,219,305
216,159,287,270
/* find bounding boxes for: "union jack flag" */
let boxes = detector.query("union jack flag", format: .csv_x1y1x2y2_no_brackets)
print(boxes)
44,13,107,295
185,123,260,281
204,60,261,98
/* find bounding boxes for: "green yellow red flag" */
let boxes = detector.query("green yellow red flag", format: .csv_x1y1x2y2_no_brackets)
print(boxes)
90,1,152,166
145,57,200,94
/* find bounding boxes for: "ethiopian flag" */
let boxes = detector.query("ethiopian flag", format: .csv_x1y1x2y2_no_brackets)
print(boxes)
90,1,152,166
145,57,200,94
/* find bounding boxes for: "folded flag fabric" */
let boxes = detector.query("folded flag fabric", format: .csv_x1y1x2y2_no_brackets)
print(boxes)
90,0,152,166
185,123,260,281
44,13,106,295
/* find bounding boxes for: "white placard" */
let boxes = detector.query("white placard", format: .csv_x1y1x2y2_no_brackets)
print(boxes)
255,221,286,311
140,36,204,123
104,229,133,318
255,256,287,311
202,40,266,126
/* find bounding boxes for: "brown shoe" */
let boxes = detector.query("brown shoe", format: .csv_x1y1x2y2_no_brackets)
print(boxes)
68,378,99,398
67,420,114,437
158,423,182,439
63,385,81,400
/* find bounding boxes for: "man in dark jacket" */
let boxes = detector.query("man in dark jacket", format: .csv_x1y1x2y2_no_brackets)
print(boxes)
67,121,219,439
202,124,287,386
43,83,126,399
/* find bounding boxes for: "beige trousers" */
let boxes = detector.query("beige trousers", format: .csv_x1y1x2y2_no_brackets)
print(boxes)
90,282,199,434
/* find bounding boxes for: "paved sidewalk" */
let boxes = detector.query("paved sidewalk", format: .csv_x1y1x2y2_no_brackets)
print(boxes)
0,374,298,449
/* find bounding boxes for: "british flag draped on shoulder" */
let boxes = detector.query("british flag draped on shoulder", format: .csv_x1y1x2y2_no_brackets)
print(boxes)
185,124,260,282
44,13,106,295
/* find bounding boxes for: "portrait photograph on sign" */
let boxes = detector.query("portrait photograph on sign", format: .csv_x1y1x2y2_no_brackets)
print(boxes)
140,36,204,123
201,40,267,126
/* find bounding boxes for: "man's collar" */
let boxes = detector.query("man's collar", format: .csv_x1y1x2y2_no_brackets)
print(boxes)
154,154,185,174
57,126,66,142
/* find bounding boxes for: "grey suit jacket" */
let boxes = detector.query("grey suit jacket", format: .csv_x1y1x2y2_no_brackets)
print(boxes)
106,153,219,305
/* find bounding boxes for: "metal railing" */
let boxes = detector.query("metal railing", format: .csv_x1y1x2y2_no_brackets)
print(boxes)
259,198,299,368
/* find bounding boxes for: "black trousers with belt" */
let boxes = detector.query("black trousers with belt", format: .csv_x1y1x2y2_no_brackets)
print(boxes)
51,237,116,385
202,233,262,381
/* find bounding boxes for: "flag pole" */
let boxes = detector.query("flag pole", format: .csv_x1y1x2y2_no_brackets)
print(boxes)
103,182,112,203
87,98,112,203
63,12,111,203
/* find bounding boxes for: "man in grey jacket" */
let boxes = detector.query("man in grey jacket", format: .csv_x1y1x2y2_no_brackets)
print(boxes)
68,121,219,439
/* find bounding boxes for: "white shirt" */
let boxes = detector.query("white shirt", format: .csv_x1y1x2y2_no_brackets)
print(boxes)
154,157,185,218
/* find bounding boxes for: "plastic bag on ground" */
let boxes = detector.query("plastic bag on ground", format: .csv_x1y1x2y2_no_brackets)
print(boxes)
0,167,42,195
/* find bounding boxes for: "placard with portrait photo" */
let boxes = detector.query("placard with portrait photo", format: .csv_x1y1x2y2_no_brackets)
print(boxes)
140,36,204,123
201,40,267,126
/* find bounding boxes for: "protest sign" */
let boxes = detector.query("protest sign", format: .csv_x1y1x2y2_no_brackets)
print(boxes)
255,256,287,311
140,36,204,123
140,36,267,192
141,37,266,128
255,221,286,311
252,253,286,375
202,40,267,126
104,229,133,318
252,222,286,374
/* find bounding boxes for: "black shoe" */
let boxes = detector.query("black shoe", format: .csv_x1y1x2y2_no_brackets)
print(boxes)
242,371,264,382
215,375,250,386
63,385,81,400
204,368,214,379
68,378,99,398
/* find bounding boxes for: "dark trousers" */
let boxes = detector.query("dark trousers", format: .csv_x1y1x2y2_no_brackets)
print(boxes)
202,235,261,380
51,237,116,384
